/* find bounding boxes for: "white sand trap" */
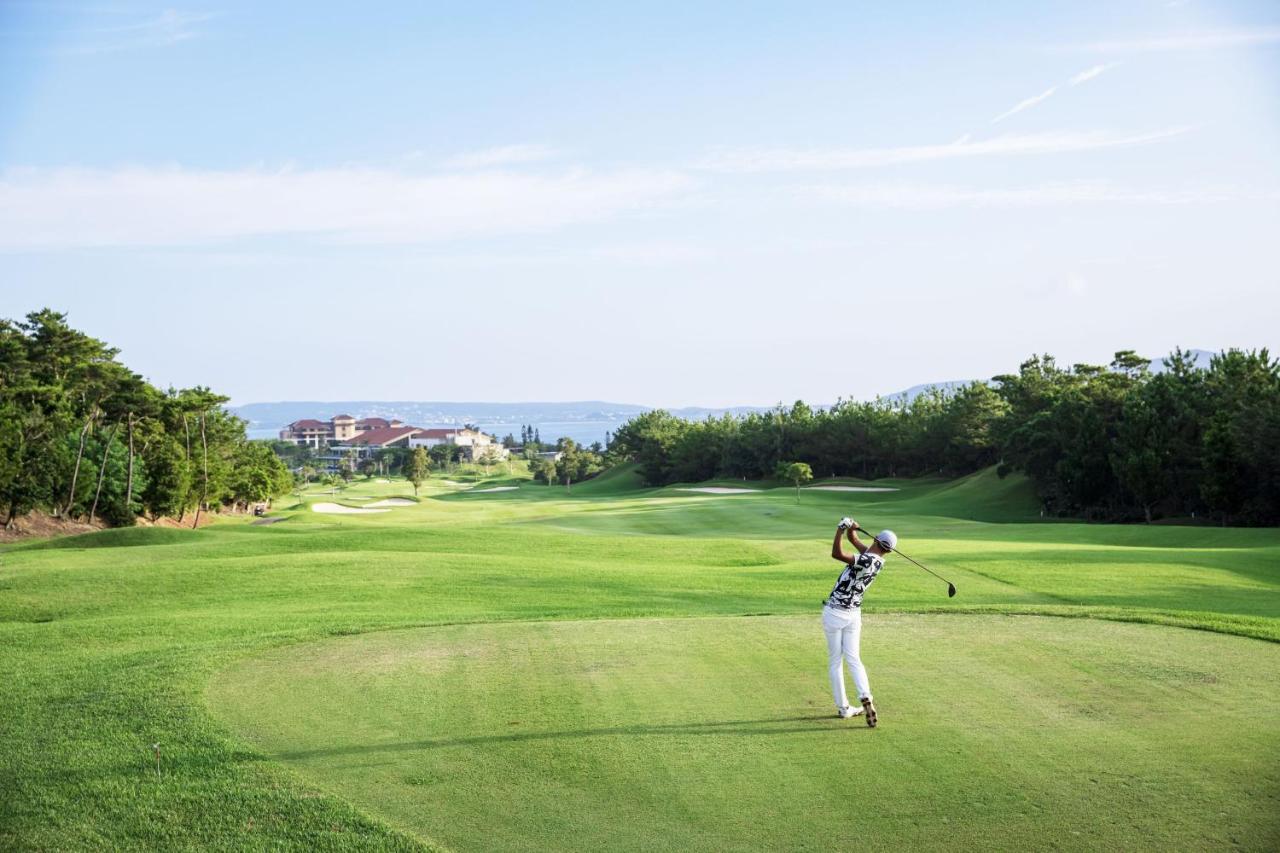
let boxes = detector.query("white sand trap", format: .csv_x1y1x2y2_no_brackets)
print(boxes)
441,480,468,487
366,498,416,507
807,486,900,493
675,487,758,495
311,502,390,514
472,486,518,493
375,478,391,483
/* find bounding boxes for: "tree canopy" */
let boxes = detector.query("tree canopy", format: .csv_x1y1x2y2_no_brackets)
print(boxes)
0,310,292,528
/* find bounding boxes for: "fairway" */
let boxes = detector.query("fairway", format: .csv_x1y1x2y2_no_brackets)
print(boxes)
3,468,1280,850
210,615,1280,852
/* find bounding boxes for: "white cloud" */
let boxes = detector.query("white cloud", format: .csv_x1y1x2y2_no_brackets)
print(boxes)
1070,27,1280,53
807,180,1276,209
0,165,694,250
990,64,1115,125
700,127,1191,172
991,86,1058,124
441,144,562,169
1065,274,1089,295
1068,63,1115,86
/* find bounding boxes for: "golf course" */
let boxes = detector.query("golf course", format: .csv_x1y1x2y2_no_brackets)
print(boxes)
2,465,1278,851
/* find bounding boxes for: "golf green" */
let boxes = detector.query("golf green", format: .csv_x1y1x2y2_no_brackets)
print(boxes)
209,614,1280,852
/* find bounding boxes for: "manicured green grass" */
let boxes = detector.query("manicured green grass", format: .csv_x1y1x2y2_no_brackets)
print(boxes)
210,615,1280,852
2,467,1278,850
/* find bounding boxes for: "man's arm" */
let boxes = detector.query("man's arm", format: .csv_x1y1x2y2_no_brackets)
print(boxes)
834,522,855,560
846,523,869,555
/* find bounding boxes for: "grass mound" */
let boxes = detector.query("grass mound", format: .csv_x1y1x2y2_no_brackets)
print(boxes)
893,466,1041,522
565,462,647,495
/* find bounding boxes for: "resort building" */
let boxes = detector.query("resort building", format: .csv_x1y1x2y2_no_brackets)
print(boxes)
282,414,509,463
279,415,405,447
409,428,509,461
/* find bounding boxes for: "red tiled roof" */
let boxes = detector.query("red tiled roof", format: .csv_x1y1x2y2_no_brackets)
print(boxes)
289,419,329,429
333,414,355,421
347,426,422,446
356,417,390,429
412,428,459,439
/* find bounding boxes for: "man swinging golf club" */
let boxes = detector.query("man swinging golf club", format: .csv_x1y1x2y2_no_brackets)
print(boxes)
823,517,896,727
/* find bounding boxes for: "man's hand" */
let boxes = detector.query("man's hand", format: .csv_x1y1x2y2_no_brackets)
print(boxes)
845,520,868,554
838,517,855,530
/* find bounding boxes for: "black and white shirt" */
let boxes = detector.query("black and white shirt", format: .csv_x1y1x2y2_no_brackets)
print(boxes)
827,552,884,609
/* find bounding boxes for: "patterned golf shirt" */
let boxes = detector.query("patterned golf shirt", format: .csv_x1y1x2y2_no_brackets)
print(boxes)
826,551,884,609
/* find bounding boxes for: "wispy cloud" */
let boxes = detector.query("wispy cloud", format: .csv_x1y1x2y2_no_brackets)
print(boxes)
699,127,1190,172
0,165,694,250
808,180,1277,209
1068,63,1115,86
57,9,216,54
441,144,562,169
991,63,1116,124
991,86,1058,124
1069,27,1280,53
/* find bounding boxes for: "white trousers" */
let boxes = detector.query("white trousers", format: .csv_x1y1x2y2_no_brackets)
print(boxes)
822,605,871,709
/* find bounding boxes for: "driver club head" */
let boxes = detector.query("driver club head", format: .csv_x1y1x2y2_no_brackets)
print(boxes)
947,584,957,598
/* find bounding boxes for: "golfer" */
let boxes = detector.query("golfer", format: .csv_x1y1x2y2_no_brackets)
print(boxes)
823,517,896,727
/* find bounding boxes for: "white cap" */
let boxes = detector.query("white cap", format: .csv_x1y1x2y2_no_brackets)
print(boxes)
875,530,897,550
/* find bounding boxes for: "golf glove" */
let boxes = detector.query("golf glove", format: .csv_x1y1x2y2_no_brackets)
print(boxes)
838,517,854,530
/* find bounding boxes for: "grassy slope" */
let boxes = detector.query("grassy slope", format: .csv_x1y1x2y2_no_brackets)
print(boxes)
1,468,1278,850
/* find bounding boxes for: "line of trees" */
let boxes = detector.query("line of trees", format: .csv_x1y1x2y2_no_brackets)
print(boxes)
609,349,1279,525
0,310,292,529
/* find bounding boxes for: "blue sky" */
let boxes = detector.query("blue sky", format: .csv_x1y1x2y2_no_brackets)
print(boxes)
1,1,1277,406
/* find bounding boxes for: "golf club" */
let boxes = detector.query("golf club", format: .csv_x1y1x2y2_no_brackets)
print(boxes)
854,526,957,597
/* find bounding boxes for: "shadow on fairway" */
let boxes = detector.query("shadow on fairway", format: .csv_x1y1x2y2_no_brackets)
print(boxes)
275,714,868,761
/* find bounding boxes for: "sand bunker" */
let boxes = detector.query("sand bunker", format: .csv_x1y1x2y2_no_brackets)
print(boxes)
675,487,758,495
366,498,416,507
807,486,900,493
311,503,390,515
472,486,518,493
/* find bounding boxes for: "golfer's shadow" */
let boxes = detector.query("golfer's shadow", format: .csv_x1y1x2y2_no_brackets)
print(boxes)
278,714,869,761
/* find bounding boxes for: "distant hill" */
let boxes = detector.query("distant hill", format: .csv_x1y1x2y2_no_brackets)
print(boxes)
883,350,1219,402
1149,349,1216,372
230,400,773,430
230,400,643,431
229,400,774,445
882,381,970,403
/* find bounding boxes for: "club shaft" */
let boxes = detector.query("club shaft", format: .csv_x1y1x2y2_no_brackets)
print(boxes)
854,527,954,587
888,547,953,586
